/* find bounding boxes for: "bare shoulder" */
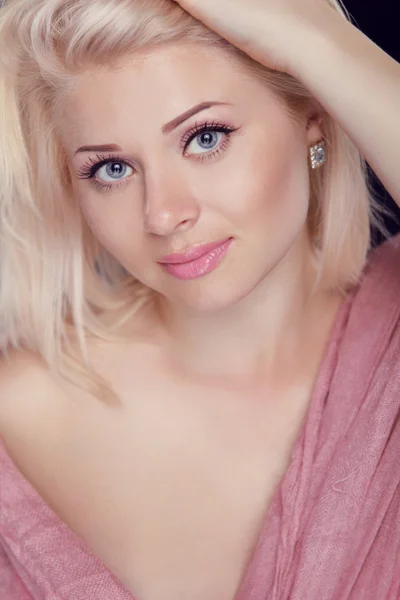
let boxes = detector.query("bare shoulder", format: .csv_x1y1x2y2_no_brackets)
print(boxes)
0,319,165,467
0,349,57,407
0,348,53,389
0,349,75,453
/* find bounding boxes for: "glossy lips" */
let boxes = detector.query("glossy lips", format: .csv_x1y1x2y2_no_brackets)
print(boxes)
158,237,233,280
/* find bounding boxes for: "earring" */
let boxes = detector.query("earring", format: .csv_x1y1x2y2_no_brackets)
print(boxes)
309,140,326,169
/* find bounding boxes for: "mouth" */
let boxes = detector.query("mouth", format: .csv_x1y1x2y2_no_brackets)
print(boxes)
158,237,233,280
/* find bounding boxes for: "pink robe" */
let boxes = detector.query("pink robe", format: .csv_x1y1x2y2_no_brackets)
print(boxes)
1,233,400,600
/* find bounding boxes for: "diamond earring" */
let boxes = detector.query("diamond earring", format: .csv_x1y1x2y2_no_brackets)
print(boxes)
309,140,326,169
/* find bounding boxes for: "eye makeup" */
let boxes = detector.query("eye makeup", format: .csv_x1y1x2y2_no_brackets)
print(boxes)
76,154,134,193
180,119,238,154
76,119,240,193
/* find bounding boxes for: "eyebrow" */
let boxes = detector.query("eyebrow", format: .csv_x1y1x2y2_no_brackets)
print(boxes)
74,101,232,155
161,101,232,134
74,143,122,156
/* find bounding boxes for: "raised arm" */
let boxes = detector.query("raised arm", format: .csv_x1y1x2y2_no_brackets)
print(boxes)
172,0,400,204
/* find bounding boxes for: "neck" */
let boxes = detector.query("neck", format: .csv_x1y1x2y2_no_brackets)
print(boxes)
158,232,344,390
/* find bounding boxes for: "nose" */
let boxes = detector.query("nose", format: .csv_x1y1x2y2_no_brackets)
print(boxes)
143,170,201,237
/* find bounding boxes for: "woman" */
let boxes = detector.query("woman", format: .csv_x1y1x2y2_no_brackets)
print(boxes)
0,0,399,598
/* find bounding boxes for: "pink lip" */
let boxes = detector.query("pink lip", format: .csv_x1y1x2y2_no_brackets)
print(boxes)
158,237,233,280
159,238,232,264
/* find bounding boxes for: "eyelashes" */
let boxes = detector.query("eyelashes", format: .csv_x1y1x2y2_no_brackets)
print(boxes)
76,154,134,193
76,119,239,193
180,119,237,153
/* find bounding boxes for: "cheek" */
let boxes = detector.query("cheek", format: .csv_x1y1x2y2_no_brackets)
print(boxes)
219,138,310,230
79,194,144,259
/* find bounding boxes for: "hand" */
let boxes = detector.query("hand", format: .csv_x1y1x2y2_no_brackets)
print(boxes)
170,0,341,77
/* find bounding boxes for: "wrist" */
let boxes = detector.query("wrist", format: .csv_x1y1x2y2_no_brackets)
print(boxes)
283,5,349,81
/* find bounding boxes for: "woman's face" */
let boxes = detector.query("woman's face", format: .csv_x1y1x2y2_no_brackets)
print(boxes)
59,43,323,312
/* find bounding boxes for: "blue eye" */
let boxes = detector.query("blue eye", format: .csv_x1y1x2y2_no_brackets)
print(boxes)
186,131,222,155
77,154,135,192
181,120,238,158
96,161,133,182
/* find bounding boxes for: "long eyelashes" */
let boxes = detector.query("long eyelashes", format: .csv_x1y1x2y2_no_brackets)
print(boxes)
77,120,239,193
77,154,135,193
180,120,237,152
76,154,133,181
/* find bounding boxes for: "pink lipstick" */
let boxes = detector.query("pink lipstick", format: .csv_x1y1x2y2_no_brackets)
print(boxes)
158,237,233,280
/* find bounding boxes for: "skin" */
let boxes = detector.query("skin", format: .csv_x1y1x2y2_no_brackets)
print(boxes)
1,1,399,597
0,40,345,600
172,0,400,203
60,42,343,386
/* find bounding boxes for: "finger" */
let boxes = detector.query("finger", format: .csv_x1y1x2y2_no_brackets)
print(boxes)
168,0,218,28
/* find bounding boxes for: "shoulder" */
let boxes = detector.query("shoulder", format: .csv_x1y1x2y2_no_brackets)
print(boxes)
340,232,400,369
0,348,68,408
0,349,54,393
355,232,400,306
0,350,57,414
365,232,400,274
0,350,81,458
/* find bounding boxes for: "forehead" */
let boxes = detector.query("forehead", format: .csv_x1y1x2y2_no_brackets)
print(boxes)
71,44,266,112
59,43,282,148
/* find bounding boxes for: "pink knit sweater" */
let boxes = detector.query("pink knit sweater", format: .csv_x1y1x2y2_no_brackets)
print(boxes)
1,233,400,600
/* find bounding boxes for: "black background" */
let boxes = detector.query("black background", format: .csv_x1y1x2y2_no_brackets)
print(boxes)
343,0,400,244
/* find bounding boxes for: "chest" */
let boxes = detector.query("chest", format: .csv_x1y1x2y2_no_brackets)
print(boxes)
7,377,311,600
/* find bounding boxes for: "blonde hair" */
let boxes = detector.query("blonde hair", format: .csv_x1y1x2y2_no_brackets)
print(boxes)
0,0,392,403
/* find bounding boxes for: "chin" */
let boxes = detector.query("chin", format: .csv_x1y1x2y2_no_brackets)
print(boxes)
168,278,259,314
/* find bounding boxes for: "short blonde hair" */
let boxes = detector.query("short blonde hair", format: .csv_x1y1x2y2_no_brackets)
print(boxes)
0,0,392,402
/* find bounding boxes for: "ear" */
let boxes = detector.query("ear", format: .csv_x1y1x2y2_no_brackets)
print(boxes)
305,103,326,146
